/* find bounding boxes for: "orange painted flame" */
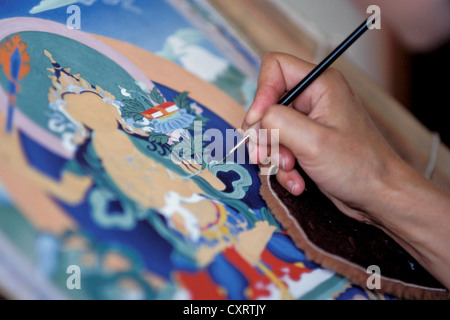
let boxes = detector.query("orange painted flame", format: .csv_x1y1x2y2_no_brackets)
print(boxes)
0,34,31,91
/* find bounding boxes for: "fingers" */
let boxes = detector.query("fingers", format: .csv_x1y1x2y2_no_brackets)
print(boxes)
271,145,297,172
242,52,398,218
273,146,305,195
276,168,305,196
248,139,296,169
243,52,317,130
246,118,297,169
260,105,324,160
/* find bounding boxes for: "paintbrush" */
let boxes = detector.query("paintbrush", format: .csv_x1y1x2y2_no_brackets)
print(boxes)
222,17,375,164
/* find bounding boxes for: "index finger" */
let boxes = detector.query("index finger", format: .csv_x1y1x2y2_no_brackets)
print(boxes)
242,52,317,130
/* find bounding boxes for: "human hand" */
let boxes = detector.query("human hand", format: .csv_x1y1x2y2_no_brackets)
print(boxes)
243,53,450,290
242,52,403,224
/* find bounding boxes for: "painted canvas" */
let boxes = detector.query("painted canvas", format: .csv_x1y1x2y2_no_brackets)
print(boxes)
0,2,391,300
0,0,259,109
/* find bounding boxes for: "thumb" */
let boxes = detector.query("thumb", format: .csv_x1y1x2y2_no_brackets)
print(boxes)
260,105,324,160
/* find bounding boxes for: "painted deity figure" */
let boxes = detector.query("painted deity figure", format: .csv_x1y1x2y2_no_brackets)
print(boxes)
42,49,239,245
40,50,291,282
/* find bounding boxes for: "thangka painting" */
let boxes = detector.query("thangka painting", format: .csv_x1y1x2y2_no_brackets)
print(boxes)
0,3,391,300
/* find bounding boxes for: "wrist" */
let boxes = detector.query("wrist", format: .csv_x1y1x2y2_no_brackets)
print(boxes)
366,156,427,232
365,155,450,272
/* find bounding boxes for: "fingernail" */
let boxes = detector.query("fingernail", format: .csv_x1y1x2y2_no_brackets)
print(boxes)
287,180,297,195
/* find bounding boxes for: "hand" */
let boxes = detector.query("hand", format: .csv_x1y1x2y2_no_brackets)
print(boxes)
243,52,407,224
243,53,450,290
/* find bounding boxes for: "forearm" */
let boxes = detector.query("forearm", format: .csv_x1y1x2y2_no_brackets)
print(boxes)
369,158,450,289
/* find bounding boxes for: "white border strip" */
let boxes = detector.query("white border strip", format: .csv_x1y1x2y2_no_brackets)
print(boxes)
0,230,68,300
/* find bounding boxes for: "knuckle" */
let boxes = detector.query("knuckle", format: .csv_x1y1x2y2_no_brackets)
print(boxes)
308,129,327,157
262,51,275,60
262,51,281,61
320,67,346,87
313,68,348,96
307,140,321,159
261,52,278,65
326,67,345,80
261,51,293,65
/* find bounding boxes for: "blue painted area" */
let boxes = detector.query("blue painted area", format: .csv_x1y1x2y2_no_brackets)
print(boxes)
0,0,223,58
155,82,266,210
19,130,68,181
56,195,175,279
267,232,320,270
208,252,248,300
9,48,21,95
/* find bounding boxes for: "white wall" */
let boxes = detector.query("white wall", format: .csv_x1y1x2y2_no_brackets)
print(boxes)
267,0,391,89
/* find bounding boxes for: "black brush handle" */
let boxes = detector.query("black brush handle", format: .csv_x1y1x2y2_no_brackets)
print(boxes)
278,19,372,106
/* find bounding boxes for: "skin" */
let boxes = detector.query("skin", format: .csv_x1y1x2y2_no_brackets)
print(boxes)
242,52,450,290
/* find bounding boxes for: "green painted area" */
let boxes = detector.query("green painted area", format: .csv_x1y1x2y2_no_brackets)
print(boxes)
0,205,37,256
0,31,137,136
